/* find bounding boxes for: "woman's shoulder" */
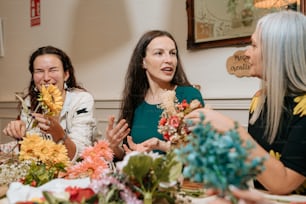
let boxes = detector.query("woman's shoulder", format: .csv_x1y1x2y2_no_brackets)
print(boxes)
176,85,201,93
69,88,93,96
252,89,263,98
67,89,94,102
175,85,204,104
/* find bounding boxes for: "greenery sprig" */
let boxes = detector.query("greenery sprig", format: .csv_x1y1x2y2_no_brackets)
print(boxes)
117,151,183,204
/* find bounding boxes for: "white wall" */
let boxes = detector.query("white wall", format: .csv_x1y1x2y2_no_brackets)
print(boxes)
0,0,259,101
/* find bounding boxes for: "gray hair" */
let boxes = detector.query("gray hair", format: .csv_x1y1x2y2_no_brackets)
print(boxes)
250,10,306,143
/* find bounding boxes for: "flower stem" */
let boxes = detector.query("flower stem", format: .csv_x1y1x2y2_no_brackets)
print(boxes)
26,103,41,130
143,192,153,204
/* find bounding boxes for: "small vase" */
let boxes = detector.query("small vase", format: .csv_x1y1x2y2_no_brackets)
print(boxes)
143,192,153,204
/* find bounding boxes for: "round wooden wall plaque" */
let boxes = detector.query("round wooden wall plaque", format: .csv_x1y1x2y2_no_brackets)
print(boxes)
226,50,251,77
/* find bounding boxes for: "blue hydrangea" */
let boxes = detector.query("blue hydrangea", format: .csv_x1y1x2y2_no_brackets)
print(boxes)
175,113,265,197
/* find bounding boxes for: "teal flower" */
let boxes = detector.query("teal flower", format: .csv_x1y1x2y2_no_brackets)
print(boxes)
175,113,266,202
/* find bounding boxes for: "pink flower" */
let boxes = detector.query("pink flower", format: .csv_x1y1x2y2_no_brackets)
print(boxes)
169,115,180,128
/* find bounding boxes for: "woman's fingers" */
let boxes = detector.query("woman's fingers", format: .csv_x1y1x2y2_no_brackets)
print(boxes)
126,136,137,150
114,120,130,139
230,187,266,203
184,108,237,133
3,120,26,139
106,117,130,144
125,136,149,152
106,116,115,132
35,115,52,131
123,144,132,153
185,108,203,119
31,113,62,136
142,137,159,151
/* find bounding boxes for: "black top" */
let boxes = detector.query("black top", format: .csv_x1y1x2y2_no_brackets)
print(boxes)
248,95,306,194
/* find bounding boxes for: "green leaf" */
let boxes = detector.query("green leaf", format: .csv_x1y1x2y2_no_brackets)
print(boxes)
123,155,153,181
168,161,182,182
15,94,30,115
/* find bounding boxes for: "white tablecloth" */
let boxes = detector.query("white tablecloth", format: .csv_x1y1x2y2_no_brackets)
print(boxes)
1,179,306,204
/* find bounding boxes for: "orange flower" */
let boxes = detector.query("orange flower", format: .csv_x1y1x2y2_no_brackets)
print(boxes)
65,140,113,179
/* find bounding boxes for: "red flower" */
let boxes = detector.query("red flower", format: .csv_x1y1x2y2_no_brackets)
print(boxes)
65,186,95,202
177,100,189,111
159,117,167,126
169,116,180,128
163,133,171,141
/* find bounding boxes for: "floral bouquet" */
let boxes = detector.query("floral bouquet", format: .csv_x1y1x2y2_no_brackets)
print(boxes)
175,113,266,203
116,151,184,204
8,149,187,204
157,90,202,148
64,140,114,180
0,133,70,187
0,85,68,188
18,133,70,186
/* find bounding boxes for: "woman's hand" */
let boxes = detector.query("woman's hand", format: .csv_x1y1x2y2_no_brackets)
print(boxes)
31,113,65,142
208,187,269,204
2,120,26,139
123,136,148,153
184,108,236,133
105,116,130,159
106,116,130,148
123,136,163,153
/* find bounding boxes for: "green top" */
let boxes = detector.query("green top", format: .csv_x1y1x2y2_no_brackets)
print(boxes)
130,86,204,146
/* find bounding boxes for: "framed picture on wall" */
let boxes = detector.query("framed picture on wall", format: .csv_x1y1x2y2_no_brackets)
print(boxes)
186,0,306,50
0,18,4,57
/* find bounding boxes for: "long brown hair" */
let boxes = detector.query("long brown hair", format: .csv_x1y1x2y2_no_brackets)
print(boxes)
118,30,191,126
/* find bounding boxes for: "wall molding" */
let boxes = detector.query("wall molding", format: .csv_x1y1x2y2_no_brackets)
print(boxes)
0,98,251,142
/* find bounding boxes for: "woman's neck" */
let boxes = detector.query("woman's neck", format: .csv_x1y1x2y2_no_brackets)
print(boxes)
145,84,176,104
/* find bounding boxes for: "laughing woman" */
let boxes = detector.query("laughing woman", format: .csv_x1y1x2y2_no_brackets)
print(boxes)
1,46,97,161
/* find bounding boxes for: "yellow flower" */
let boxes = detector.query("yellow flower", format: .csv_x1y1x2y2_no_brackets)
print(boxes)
36,140,55,163
293,94,306,117
39,84,64,116
250,90,262,114
49,143,70,166
19,133,70,167
19,133,44,161
269,149,281,160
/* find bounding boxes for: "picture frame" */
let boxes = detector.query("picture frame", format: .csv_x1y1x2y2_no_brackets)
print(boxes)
0,18,4,57
186,0,306,50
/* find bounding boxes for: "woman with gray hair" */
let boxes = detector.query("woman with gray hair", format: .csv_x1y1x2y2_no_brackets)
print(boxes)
186,10,306,197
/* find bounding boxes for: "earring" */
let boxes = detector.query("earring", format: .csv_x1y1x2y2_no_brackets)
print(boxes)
34,86,38,92
64,81,68,90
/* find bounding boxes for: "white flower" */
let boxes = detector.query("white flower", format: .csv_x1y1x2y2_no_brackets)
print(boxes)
116,151,161,171
116,151,140,171
159,90,177,115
